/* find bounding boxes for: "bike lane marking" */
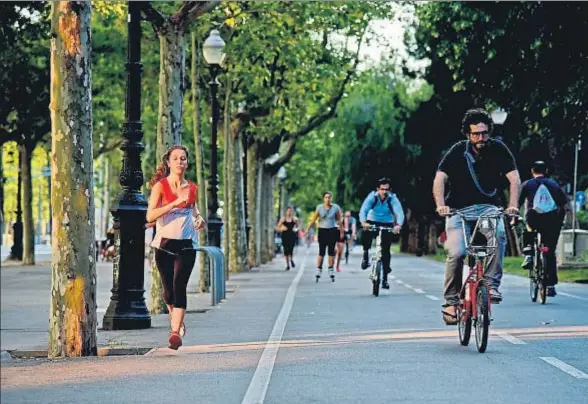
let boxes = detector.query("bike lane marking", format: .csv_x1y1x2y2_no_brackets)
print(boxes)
539,357,588,379
558,292,588,302
494,331,526,345
241,255,307,404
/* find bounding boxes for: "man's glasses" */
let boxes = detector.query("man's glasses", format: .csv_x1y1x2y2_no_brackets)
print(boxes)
379,188,390,191
469,131,490,139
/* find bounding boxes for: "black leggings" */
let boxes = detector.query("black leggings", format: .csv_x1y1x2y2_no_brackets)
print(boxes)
282,235,296,256
318,228,338,257
154,238,197,309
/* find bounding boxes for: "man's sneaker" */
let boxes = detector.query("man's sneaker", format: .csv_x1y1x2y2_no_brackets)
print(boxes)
521,255,533,270
291,260,295,268
547,286,557,297
489,288,502,303
382,279,390,289
361,252,369,270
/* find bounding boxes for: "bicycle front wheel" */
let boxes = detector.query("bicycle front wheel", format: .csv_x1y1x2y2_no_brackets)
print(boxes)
372,261,382,297
529,271,538,303
458,306,471,346
475,285,490,353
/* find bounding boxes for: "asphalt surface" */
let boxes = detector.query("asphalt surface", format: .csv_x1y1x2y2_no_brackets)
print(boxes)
1,245,587,404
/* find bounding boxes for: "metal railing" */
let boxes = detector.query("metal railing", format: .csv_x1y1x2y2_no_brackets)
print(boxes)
195,246,226,306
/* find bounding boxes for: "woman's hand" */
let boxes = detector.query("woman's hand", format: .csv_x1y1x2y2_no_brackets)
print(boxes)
172,194,190,208
194,215,206,231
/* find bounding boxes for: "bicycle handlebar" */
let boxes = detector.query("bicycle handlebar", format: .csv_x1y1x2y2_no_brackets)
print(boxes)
366,225,398,233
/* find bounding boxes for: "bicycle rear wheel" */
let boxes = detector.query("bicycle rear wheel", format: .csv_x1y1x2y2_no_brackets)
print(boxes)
458,306,471,346
538,253,548,305
372,261,381,297
475,285,490,353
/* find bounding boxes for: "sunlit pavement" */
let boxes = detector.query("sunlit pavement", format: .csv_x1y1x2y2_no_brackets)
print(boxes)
2,244,587,403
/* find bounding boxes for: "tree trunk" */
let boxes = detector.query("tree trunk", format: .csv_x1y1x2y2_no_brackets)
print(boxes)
20,142,35,265
427,221,437,255
48,1,97,358
262,171,275,263
191,32,209,292
155,25,185,159
0,149,4,246
102,155,110,236
254,156,264,265
247,142,259,267
232,127,249,272
150,25,186,314
9,151,23,261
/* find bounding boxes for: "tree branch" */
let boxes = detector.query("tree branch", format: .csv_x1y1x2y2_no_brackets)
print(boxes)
289,27,367,140
94,139,123,159
265,27,369,173
174,1,221,29
141,2,166,32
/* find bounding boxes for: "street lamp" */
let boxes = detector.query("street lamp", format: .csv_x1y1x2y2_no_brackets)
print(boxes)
103,2,151,330
203,29,226,247
277,167,287,221
491,107,508,141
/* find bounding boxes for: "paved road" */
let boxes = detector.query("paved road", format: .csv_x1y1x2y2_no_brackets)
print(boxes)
2,246,587,403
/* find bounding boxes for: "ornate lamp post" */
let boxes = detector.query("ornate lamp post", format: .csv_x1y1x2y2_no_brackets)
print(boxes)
103,2,151,330
491,107,508,141
203,30,226,247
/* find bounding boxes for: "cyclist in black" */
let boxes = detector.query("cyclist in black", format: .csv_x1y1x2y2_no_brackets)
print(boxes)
519,161,569,297
433,108,521,323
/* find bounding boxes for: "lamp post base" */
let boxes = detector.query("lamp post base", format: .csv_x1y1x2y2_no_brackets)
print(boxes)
102,208,151,330
207,213,223,248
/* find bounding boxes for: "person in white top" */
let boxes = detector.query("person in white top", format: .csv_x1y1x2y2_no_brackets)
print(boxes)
147,145,206,350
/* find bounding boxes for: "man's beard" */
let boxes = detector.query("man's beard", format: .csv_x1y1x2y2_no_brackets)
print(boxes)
474,141,489,152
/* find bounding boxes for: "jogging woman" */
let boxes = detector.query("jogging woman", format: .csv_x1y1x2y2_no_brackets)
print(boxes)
147,145,206,350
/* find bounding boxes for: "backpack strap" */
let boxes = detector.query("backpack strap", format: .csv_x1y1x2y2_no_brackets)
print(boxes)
371,193,395,216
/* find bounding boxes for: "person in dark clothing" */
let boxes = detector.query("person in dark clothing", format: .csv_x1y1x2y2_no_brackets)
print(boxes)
276,207,300,271
519,161,569,297
433,108,521,324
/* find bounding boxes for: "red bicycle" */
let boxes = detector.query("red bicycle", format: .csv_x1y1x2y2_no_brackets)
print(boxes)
448,207,516,353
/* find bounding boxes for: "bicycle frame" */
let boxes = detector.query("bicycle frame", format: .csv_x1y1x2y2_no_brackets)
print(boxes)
453,208,504,320
369,225,395,277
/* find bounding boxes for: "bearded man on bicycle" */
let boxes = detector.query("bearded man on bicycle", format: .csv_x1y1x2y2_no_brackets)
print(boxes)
433,109,521,321
519,161,569,297
359,177,404,290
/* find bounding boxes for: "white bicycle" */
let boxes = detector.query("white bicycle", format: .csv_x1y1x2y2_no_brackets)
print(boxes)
366,225,397,297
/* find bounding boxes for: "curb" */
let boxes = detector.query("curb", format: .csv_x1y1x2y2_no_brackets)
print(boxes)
3,347,154,360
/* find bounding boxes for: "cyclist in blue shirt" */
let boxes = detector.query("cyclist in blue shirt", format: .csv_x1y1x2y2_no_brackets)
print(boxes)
359,178,404,289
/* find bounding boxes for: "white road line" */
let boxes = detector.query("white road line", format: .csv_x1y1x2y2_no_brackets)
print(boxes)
395,279,404,285
403,283,413,289
539,357,588,379
426,295,440,301
413,288,425,294
495,331,526,345
241,257,306,404
389,275,396,279
559,292,588,302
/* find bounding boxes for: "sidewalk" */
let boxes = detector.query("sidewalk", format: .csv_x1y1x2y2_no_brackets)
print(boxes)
1,248,309,359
